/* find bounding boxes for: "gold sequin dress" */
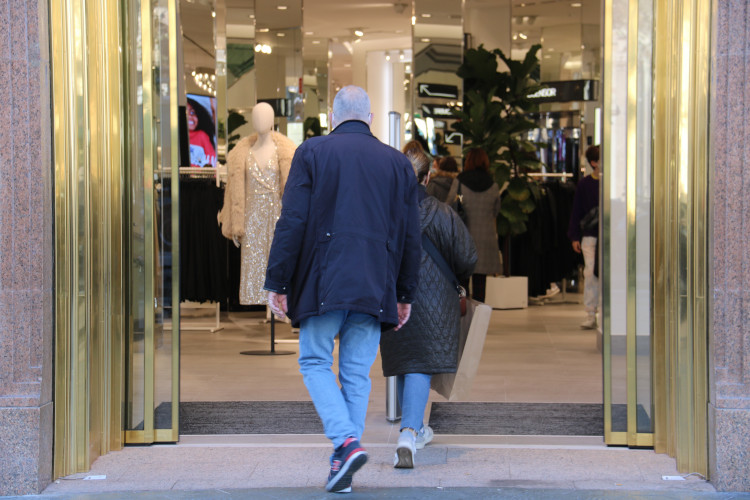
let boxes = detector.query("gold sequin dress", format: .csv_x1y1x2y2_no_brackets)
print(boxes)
239,146,281,304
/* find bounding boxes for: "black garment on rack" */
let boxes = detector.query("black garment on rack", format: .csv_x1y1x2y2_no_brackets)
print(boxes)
508,181,581,297
179,177,228,302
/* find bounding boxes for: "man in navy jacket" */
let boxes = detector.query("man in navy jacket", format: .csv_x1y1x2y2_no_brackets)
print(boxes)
264,86,420,493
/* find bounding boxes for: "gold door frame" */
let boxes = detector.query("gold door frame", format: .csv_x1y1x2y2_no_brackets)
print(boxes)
51,0,181,476
602,0,710,475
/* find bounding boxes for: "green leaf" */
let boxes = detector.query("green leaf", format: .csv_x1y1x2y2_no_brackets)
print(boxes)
507,177,531,201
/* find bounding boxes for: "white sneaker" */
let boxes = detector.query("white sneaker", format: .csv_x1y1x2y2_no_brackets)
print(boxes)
580,316,597,329
416,425,433,450
393,429,416,468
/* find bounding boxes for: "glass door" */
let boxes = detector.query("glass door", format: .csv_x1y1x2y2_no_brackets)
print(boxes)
124,0,181,444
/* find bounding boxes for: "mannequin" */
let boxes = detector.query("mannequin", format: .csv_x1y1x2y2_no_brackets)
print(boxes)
217,102,297,305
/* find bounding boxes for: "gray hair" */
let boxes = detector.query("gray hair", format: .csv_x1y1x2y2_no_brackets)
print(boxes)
332,85,371,125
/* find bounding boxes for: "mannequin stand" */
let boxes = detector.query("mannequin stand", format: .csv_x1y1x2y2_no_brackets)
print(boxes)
240,315,295,356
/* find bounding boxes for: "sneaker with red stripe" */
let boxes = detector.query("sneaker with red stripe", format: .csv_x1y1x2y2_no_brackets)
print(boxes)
326,437,368,493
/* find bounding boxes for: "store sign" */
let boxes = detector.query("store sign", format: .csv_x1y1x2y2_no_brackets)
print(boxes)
526,80,599,103
420,103,454,118
418,83,459,99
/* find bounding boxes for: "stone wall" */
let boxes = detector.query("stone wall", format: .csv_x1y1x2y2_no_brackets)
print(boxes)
0,0,53,495
708,0,750,492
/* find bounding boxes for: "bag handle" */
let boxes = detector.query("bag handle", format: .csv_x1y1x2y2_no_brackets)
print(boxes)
421,233,466,297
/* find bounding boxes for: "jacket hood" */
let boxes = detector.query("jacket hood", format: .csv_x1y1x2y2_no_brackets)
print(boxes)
431,168,458,179
458,169,495,192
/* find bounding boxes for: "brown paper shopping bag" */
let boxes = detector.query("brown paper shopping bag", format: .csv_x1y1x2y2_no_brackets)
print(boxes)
431,298,492,401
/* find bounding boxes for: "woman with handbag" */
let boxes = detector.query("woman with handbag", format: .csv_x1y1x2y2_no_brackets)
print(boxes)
380,147,477,469
446,148,502,302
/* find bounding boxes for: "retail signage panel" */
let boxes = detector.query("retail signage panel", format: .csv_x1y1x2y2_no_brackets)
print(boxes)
418,83,459,99
420,103,455,118
526,80,599,103
443,132,463,145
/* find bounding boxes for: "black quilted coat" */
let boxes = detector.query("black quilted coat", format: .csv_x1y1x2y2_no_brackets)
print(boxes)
380,187,477,376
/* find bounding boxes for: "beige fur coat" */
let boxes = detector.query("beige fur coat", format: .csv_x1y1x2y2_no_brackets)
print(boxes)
217,131,297,239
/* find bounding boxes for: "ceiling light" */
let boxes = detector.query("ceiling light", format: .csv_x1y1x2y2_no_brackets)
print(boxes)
421,38,430,43
519,33,527,40
354,29,364,37
571,2,582,6
421,13,431,18
211,11,215,17
385,53,391,61
277,32,286,37
411,16,416,25
312,40,321,44
305,31,314,35
399,50,405,61
255,43,272,54
277,5,287,10
513,34,518,40
249,14,255,19
257,28,269,32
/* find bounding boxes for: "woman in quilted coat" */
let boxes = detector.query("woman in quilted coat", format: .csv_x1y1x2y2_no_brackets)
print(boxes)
380,147,477,469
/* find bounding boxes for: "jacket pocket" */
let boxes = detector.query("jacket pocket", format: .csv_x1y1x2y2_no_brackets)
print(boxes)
317,230,389,310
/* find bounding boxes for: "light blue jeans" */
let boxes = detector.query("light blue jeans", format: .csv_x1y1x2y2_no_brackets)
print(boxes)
299,310,381,449
397,372,432,432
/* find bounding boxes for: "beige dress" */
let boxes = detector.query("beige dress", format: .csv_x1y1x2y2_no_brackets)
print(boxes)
239,145,281,304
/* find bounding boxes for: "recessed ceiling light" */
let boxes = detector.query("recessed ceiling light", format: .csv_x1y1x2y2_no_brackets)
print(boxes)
258,28,269,32
249,14,255,19
519,33,528,39
211,11,215,17
354,29,364,37
411,16,416,25
276,32,285,37
277,5,287,10
571,2,582,6
385,53,391,61
312,40,321,44
421,13,431,18
420,38,430,43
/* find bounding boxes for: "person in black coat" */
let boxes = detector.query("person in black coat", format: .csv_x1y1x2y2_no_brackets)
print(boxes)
380,147,477,469
264,86,421,493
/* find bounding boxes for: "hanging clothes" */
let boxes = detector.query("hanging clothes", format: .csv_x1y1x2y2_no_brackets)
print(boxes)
179,177,228,302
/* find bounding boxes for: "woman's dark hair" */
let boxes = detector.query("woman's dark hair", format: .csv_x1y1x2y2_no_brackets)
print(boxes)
404,148,431,184
463,148,490,173
187,97,216,150
438,156,458,173
585,145,600,165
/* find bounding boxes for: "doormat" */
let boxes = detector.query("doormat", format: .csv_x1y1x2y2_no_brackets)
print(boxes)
429,402,605,436
179,401,324,435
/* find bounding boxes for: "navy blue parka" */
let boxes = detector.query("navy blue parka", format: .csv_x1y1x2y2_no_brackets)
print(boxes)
264,120,421,329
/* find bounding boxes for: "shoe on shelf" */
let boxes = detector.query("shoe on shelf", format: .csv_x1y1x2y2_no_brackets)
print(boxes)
416,425,433,450
326,437,367,493
394,428,417,469
580,316,597,330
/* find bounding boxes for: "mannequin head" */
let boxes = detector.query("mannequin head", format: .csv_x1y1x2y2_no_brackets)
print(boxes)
252,102,275,135
331,85,372,129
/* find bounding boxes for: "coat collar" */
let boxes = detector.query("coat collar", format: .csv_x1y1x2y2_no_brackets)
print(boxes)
331,120,373,136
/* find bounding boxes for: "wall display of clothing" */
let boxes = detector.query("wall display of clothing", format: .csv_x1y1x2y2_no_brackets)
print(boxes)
507,181,582,297
179,177,229,303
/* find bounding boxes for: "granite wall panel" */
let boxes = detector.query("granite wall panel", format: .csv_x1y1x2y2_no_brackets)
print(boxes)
709,0,750,491
0,0,53,495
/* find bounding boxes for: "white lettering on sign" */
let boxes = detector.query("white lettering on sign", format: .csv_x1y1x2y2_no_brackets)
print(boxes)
527,87,557,99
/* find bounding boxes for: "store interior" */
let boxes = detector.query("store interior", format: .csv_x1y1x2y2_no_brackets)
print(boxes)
175,0,604,438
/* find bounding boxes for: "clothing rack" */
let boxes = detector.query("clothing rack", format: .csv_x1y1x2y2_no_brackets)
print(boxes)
180,301,223,332
527,172,573,178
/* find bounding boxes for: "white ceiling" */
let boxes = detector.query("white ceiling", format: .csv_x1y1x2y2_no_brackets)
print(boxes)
182,0,602,89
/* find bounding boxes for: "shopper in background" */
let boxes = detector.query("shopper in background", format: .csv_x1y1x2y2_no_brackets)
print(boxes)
568,145,601,329
264,85,421,493
426,156,459,203
446,148,502,302
380,147,477,469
